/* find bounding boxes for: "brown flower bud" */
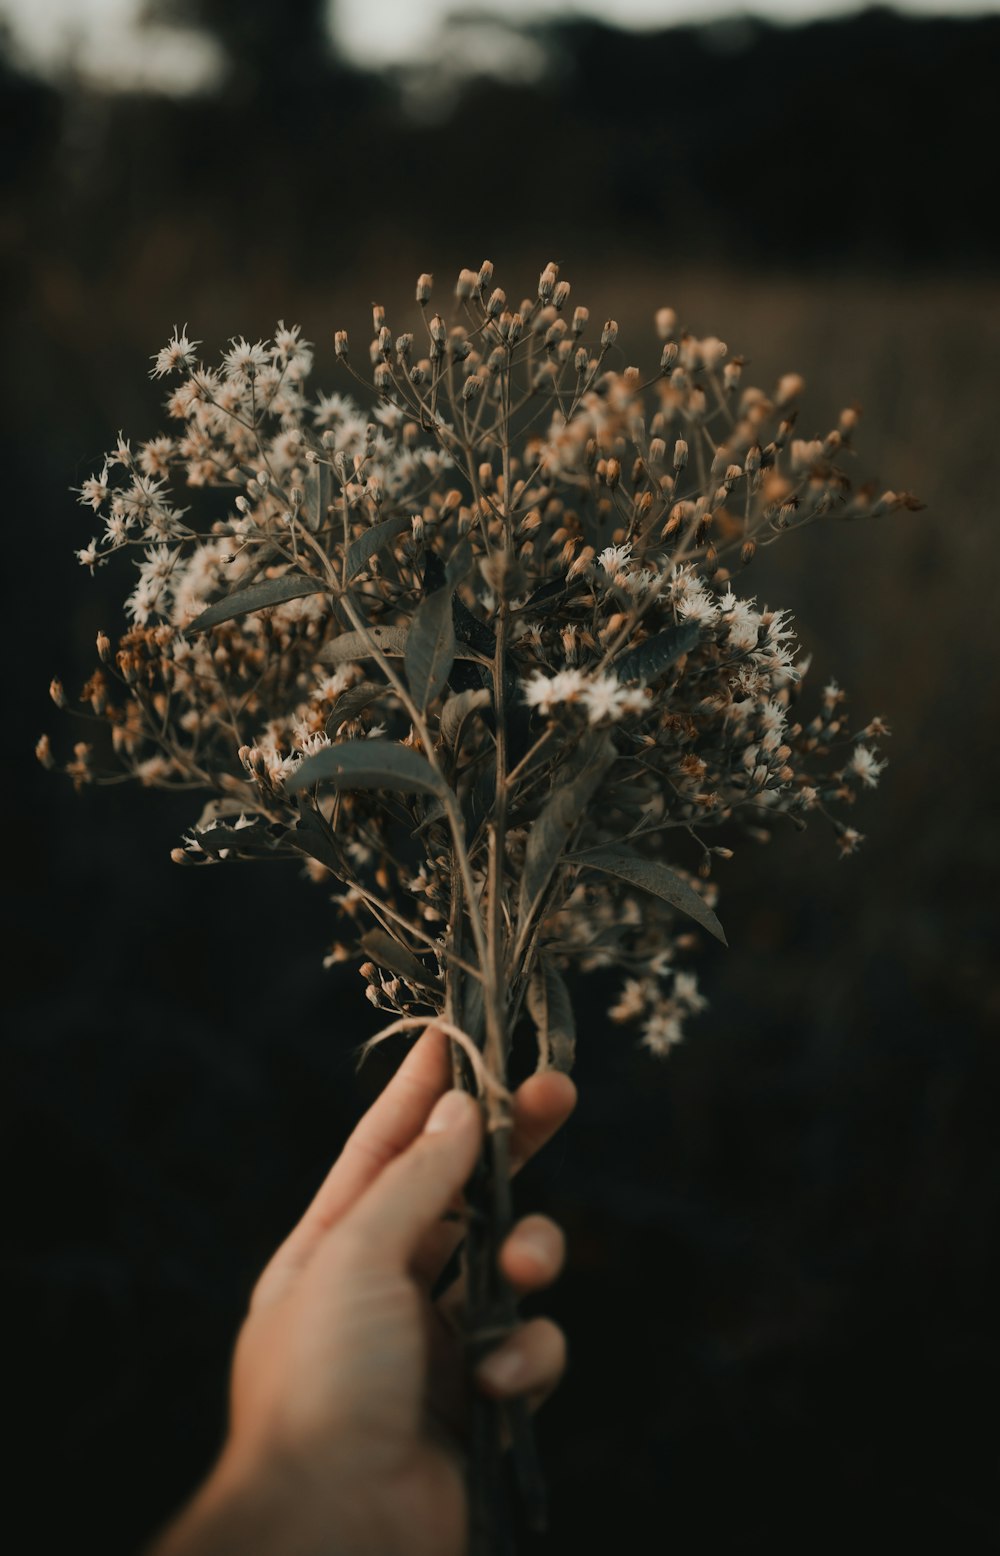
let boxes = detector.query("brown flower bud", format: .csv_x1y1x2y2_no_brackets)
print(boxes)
416,273,433,304
49,677,66,708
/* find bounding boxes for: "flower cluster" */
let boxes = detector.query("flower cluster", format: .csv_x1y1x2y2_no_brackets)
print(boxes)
44,261,905,1071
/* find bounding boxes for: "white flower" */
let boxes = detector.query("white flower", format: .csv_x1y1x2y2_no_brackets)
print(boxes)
521,668,587,714
598,542,632,575
150,327,200,380
78,466,110,509
76,540,101,572
221,337,269,383
672,971,707,1013
849,744,886,788
724,596,762,652
580,674,628,725
640,1009,684,1056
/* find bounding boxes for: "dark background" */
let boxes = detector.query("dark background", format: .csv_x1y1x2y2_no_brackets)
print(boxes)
3,2,999,1549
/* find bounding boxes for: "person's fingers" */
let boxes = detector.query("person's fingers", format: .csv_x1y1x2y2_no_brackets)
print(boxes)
434,1213,566,1335
411,1070,577,1287
334,1088,484,1271
252,1027,451,1308
473,1316,568,1406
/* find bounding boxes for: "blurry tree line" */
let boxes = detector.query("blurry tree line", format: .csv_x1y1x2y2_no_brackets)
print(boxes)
3,1,998,289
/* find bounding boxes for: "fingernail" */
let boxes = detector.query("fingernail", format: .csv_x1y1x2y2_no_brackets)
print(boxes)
476,1343,524,1391
425,1089,476,1134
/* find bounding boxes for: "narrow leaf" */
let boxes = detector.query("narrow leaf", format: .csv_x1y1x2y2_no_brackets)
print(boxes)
446,538,474,586
526,957,577,1074
360,929,437,991
188,573,328,633
284,739,446,798
288,802,342,873
317,624,410,665
325,681,387,734
405,587,456,710
517,735,616,931
302,459,332,533
346,514,411,581
572,845,728,945
615,620,702,683
439,687,491,748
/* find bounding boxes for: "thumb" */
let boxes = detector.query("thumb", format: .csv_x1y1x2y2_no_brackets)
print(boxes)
337,1089,483,1269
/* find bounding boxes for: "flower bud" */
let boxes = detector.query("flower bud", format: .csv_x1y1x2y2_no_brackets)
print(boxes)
571,305,589,336
334,330,349,358
35,733,54,769
455,268,478,300
655,307,677,340
673,438,688,471
660,340,678,371
477,260,494,291
96,630,111,663
416,273,433,304
575,347,589,375
553,280,571,310
49,677,66,709
601,319,619,349
538,261,559,302
741,539,756,565
372,305,386,332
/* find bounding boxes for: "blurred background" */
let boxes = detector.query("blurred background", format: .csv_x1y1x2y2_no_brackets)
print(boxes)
3,1,999,1549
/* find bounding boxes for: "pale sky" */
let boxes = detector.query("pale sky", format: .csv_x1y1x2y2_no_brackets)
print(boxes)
1,0,996,91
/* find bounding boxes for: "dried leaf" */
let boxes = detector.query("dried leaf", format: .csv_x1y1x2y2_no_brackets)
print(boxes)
526,957,576,1073
188,573,329,633
572,845,728,945
405,587,456,710
615,620,702,683
346,514,411,581
439,687,491,748
517,735,616,933
285,740,446,798
359,929,438,991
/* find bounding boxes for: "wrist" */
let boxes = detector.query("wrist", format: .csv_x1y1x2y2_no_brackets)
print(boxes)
147,1443,364,1556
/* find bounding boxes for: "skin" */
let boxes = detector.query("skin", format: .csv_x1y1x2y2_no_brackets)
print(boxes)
149,1026,577,1556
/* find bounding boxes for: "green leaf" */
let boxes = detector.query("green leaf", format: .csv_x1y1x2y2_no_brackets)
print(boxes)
615,620,702,683
284,739,446,798
346,514,411,581
517,735,616,932
359,929,438,991
288,802,342,873
439,687,491,748
405,587,456,710
571,845,728,945
317,624,410,665
302,459,333,534
526,957,576,1073
325,681,387,735
446,538,474,586
188,573,328,633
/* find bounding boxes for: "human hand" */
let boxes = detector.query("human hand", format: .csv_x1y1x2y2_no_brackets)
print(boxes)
150,1027,576,1556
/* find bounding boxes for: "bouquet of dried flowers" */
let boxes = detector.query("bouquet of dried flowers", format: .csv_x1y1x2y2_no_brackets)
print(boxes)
43,260,913,1548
